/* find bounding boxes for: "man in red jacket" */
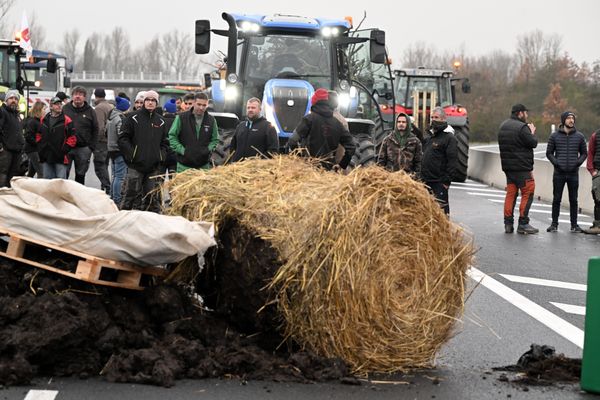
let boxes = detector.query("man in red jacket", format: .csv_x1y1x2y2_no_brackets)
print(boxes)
37,97,77,179
585,128,600,234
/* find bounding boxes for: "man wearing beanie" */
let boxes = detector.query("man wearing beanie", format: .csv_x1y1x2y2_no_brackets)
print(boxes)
498,103,538,234
546,111,587,233
92,88,114,194
0,90,25,187
63,86,99,185
118,90,169,212
168,92,218,172
378,112,422,175
229,97,278,163
106,96,130,205
288,88,355,171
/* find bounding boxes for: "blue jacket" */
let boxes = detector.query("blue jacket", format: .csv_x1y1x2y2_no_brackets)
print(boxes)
546,126,586,173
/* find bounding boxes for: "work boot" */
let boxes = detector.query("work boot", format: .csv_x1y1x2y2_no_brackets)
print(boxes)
570,225,583,233
546,223,558,233
517,224,539,235
584,222,600,234
504,224,514,234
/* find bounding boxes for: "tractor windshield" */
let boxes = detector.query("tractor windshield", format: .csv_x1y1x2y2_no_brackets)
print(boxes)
395,76,452,108
23,66,58,92
244,34,332,92
0,48,19,89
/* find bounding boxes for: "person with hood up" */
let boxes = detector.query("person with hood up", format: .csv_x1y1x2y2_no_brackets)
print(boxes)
0,90,24,187
118,90,170,212
107,96,130,206
63,86,99,185
545,111,587,233
36,97,77,179
229,97,278,162
168,92,218,172
288,88,355,171
420,107,458,215
378,112,423,176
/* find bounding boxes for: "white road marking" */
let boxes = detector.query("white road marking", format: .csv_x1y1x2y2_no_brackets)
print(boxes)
24,390,59,400
468,192,506,198
550,302,586,316
467,267,584,348
553,218,593,224
452,182,488,188
499,273,587,291
524,208,587,218
488,199,552,209
450,186,505,194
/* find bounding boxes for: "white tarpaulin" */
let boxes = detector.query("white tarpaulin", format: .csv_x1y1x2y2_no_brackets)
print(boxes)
0,177,216,266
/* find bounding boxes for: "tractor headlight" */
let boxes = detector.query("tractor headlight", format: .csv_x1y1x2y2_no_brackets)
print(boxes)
227,73,239,84
240,21,260,33
321,27,340,37
339,79,349,90
224,86,238,100
338,93,350,109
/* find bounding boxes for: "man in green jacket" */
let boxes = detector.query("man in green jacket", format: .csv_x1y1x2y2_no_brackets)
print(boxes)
168,92,218,172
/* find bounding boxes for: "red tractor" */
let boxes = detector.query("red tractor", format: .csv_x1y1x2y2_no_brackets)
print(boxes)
387,67,471,181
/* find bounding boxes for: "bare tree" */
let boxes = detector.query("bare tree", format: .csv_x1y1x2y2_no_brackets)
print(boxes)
59,29,81,69
401,42,439,68
160,29,198,78
129,36,163,73
104,27,131,74
516,30,563,82
28,12,48,50
0,0,14,37
82,33,105,72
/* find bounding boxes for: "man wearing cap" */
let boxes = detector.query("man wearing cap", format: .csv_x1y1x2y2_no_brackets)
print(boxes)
55,91,69,104
118,90,170,212
498,104,539,234
289,88,355,171
36,97,76,179
168,92,218,172
545,111,587,233
107,96,130,205
92,88,114,194
63,86,99,185
0,90,25,187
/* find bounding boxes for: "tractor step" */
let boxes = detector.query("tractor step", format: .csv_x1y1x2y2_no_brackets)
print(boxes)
0,227,166,291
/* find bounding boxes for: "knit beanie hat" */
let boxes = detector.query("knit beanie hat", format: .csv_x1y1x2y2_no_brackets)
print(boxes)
115,96,131,112
144,90,159,102
5,90,20,101
135,91,146,102
561,111,575,125
164,98,177,114
311,88,329,105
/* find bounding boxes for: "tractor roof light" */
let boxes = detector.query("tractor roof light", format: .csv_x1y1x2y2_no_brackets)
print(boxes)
240,21,260,33
321,26,340,37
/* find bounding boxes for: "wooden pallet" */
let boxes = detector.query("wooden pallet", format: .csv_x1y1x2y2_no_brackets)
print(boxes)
0,228,167,290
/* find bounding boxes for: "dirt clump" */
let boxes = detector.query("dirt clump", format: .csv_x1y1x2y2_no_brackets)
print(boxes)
0,254,348,388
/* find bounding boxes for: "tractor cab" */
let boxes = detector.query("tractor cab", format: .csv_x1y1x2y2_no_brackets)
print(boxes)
0,39,27,114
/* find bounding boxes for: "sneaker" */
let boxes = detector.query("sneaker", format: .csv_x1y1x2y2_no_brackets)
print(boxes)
570,225,583,233
505,224,514,234
517,224,539,234
546,224,558,233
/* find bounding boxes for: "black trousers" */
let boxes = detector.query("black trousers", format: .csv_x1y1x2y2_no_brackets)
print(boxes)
426,181,449,214
551,172,579,226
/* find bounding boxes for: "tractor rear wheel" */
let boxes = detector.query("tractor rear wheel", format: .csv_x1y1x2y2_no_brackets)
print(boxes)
453,125,470,182
349,135,377,168
211,128,236,166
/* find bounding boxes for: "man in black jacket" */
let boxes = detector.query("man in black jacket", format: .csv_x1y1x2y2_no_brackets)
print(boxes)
0,90,25,187
546,111,587,233
118,90,170,212
63,86,99,185
289,88,355,171
420,107,458,215
230,98,278,162
498,104,538,234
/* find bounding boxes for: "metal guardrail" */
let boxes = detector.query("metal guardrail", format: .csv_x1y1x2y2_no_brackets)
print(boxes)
70,71,202,82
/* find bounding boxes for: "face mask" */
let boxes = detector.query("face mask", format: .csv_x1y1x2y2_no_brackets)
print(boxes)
431,120,448,131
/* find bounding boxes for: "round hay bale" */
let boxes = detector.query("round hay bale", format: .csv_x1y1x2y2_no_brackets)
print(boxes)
167,156,473,374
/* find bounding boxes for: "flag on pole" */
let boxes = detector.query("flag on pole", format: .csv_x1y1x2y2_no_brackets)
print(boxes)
19,11,33,62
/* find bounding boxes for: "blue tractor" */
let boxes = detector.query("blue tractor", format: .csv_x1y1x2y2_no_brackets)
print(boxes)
195,13,396,166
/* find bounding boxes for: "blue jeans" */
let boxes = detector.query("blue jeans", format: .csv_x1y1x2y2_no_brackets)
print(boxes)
552,171,579,225
42,163,68,179
110,155,127,205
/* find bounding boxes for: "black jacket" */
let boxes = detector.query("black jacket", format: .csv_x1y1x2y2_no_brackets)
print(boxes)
420,125,458,184
63,101,99,149
174,109,215,168
38,112,76,164
230,116,279,162
546,127,586,173
23,116,41,153
498,116,538,172
289,102,355,169
0,104,24,152
118,107,170,173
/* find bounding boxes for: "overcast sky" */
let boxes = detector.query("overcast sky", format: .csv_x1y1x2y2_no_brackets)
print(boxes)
13,0,600,67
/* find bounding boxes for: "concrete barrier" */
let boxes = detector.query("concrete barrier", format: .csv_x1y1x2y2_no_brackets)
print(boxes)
468,145,594,216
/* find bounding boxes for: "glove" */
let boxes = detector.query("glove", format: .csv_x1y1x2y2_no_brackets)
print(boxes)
65,135,77,148
35,133,42,143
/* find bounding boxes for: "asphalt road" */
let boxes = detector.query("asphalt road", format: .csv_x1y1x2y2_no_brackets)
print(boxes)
3,176,599,399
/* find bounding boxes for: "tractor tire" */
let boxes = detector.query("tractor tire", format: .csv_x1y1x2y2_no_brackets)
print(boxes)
349,135,377,168
371,112,386,149
211,128,236,166
453,125,470,182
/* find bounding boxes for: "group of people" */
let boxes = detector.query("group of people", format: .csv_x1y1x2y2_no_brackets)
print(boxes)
498,104,598,235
